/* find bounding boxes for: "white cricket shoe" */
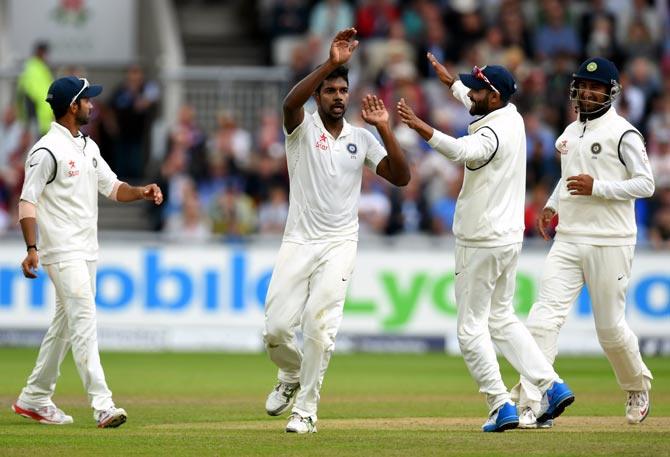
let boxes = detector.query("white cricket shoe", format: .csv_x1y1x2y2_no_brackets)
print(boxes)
626,391,650,424
12,400,73,425
265,381,300,416
518,407,553,429
95,406,127,428
285,413,317,434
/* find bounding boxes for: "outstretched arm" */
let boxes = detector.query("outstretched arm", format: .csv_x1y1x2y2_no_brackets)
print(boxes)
114,182,164,205
397,98,495,164
361,95,410,186
283,28,359,134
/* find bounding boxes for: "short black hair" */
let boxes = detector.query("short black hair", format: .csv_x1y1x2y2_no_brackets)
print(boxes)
315,66,349,93
50,99,79,120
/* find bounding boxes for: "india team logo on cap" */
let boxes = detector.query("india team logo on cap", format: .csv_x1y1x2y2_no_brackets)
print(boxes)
587,62,598,72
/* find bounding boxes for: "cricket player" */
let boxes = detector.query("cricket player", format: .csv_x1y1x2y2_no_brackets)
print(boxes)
12,76,163,428
396,54,574,432
263,28,410,434
514,57,655,428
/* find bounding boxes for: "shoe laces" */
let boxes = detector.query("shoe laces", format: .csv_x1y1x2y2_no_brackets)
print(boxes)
275,382,299,401
627,391,647,408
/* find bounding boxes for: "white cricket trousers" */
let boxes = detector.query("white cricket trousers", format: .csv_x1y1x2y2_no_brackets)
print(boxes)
515,241,652,412
263,240,357,420
18,259,114,412
455,243,560,415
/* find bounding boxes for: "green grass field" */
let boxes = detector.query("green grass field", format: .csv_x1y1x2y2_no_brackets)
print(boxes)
0,348,668,456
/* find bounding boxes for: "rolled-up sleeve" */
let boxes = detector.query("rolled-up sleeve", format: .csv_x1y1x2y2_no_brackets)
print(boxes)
20,148,56,204
95,152,119,198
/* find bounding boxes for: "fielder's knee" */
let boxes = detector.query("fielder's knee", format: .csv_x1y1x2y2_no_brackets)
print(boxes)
597,324,631,350
263,320,294,347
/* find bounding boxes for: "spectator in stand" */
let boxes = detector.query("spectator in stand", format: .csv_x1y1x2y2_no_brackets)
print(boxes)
649,205,670,249
164,187,211,242
170,104,208,182
355,0,400,39
533,0,580,61
358,168,391,235
0,106,30,208
269,0,310,38
499,2,534,58
209,110,253,173
16,41,53,136
524,183,552,238
258,184,289,235
109,65,160,179
209,184,257,237
308,0,353,43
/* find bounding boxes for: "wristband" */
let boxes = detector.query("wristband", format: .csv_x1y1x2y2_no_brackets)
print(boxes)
27,245,38,252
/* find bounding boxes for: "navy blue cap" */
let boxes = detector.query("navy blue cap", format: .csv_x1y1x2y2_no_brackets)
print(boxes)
459,65,517,101
573,57,619,86
45,76,103,112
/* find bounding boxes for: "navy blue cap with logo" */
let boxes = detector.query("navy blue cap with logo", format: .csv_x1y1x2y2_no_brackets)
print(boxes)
572,57,619,86
459,65,517,102
45,76,103,114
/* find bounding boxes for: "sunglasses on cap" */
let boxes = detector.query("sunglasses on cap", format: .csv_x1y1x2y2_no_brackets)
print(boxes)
472,66,499,94
70,78,89,105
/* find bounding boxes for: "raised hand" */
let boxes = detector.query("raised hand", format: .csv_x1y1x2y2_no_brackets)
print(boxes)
361,94,389,127
536,207,557,241
330,28,359,66
427,52,455,87
396,98,420,130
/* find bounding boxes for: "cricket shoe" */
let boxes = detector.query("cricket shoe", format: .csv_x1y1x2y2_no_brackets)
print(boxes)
265,381,300,416
626,391,650,424
95,406,127,428
518,407,553,429
285,413,317,434
12,400,73,425
482,402,519,432
537,381,574,423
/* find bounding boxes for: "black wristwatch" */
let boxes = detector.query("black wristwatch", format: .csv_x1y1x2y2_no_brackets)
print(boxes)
26,245,38,252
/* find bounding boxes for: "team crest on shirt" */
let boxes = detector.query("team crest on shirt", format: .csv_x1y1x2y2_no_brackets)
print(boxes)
557,139,569,155
92,157,98,168
591,143,602,155
68,160,79,177
347,143,358,157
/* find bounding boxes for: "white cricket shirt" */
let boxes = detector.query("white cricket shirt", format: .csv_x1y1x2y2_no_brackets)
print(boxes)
547,107,655,246
282,111,388,243
20,122,119,264
428,97,526,247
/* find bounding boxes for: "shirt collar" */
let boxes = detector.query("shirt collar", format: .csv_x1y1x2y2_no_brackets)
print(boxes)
468,103,517,132
312,110,351,140
51,121,83,139
578,106,616,129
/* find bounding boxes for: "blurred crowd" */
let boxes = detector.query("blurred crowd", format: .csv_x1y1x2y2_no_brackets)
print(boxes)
1,0,669,248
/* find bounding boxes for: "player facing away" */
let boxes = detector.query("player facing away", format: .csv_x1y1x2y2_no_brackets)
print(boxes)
13,76,164,428
397,54,574,432
512,57,655,428
263,28,410,434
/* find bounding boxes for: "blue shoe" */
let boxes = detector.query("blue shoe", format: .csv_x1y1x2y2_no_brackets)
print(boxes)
482,402,519,432
537,381,574,423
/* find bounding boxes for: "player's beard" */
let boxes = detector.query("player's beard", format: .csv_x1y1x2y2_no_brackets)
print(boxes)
469,98,489,116
76,110,90,126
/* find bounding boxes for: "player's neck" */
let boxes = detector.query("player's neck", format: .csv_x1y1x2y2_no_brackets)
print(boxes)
318,110,344,139
56,118,81,137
